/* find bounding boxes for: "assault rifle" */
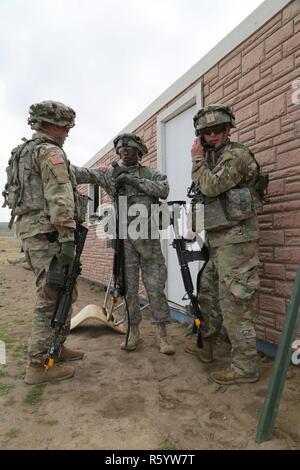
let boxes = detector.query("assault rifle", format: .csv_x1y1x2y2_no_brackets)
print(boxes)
44,224,88,369
111,161,130,346
111,161,128,301
168,201,209,347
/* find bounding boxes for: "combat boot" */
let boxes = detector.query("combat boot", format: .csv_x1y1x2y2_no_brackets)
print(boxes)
25,363,75,385
58,346,84,362
184,336,213,363
210,368,259,385
157,323,175,355
120,324,142,351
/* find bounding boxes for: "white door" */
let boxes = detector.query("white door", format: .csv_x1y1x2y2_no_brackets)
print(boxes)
164,104,200,307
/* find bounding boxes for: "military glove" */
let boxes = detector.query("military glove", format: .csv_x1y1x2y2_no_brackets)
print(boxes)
115,173,141,190
46,241,75,289
57,241,75,267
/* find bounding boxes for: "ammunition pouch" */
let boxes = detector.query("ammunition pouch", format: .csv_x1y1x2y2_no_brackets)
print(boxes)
191,187,255,232
46,256,65,290
225,187,253,221
203,195,234,231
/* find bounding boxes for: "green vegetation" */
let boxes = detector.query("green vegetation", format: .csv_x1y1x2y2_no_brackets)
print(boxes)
4,428,19,440
0,337,16,351
46,419,59,426
12,372,25,380
13,320,26,326
0,322,17,350
12,342,28,360
0,321,27,353
0,368,8,378
0,383,15,396
159,436,178,450
24,384,45,406
38,419,59,426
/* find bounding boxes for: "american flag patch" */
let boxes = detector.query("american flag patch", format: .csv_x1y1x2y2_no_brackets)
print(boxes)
49,155,64,165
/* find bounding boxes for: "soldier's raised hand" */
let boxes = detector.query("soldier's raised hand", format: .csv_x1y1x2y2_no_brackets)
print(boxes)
191,138,205,160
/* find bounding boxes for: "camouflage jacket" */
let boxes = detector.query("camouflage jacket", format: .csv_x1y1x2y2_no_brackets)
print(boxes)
16,132,76,242
72,162,169,200
192,140,259,247
72,162,169,247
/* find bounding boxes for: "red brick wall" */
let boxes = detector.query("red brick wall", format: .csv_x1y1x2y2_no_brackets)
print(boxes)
81,1,300,344
201,0,300,344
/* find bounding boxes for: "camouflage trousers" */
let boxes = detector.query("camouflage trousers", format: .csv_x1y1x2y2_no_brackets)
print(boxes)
23,234,77,364
199,241,260,375
123,238,170,325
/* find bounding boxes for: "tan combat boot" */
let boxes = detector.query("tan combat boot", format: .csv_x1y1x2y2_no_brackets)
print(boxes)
120,324,142,351
25,363,75,385
210,368,259,385
184,336,213,363
58,346,84,362
158,323,175,355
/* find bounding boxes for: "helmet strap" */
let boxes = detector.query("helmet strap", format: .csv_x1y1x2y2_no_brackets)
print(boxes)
220,124,231,147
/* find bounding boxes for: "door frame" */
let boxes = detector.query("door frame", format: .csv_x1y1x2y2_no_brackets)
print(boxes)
156,83,202,174
156,83,202,299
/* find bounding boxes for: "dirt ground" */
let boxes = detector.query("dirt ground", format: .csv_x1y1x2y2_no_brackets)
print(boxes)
0,235,299,451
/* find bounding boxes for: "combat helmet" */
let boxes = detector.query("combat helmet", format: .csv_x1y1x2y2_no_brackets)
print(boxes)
193,104,236,135
28,100,76,130
113,133,148,157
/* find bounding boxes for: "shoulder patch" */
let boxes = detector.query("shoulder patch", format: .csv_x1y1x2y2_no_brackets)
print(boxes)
49,155,65,165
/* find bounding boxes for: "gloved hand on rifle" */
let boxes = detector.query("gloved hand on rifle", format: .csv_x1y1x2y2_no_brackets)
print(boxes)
57,241,75,267
46,241,75,290
115,173,141,190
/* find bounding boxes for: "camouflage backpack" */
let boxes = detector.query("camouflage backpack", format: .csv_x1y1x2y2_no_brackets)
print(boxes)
2,137,50,228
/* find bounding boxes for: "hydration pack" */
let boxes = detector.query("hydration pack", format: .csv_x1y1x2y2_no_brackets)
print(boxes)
2,137,50,227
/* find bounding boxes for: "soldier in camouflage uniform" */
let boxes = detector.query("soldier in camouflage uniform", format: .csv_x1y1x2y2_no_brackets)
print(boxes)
184,104,260,385
8,101,88,385
72,133,175,355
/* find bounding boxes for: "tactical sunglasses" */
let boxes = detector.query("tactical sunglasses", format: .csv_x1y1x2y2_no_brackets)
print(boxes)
119,147,136,154
201,124,227,135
